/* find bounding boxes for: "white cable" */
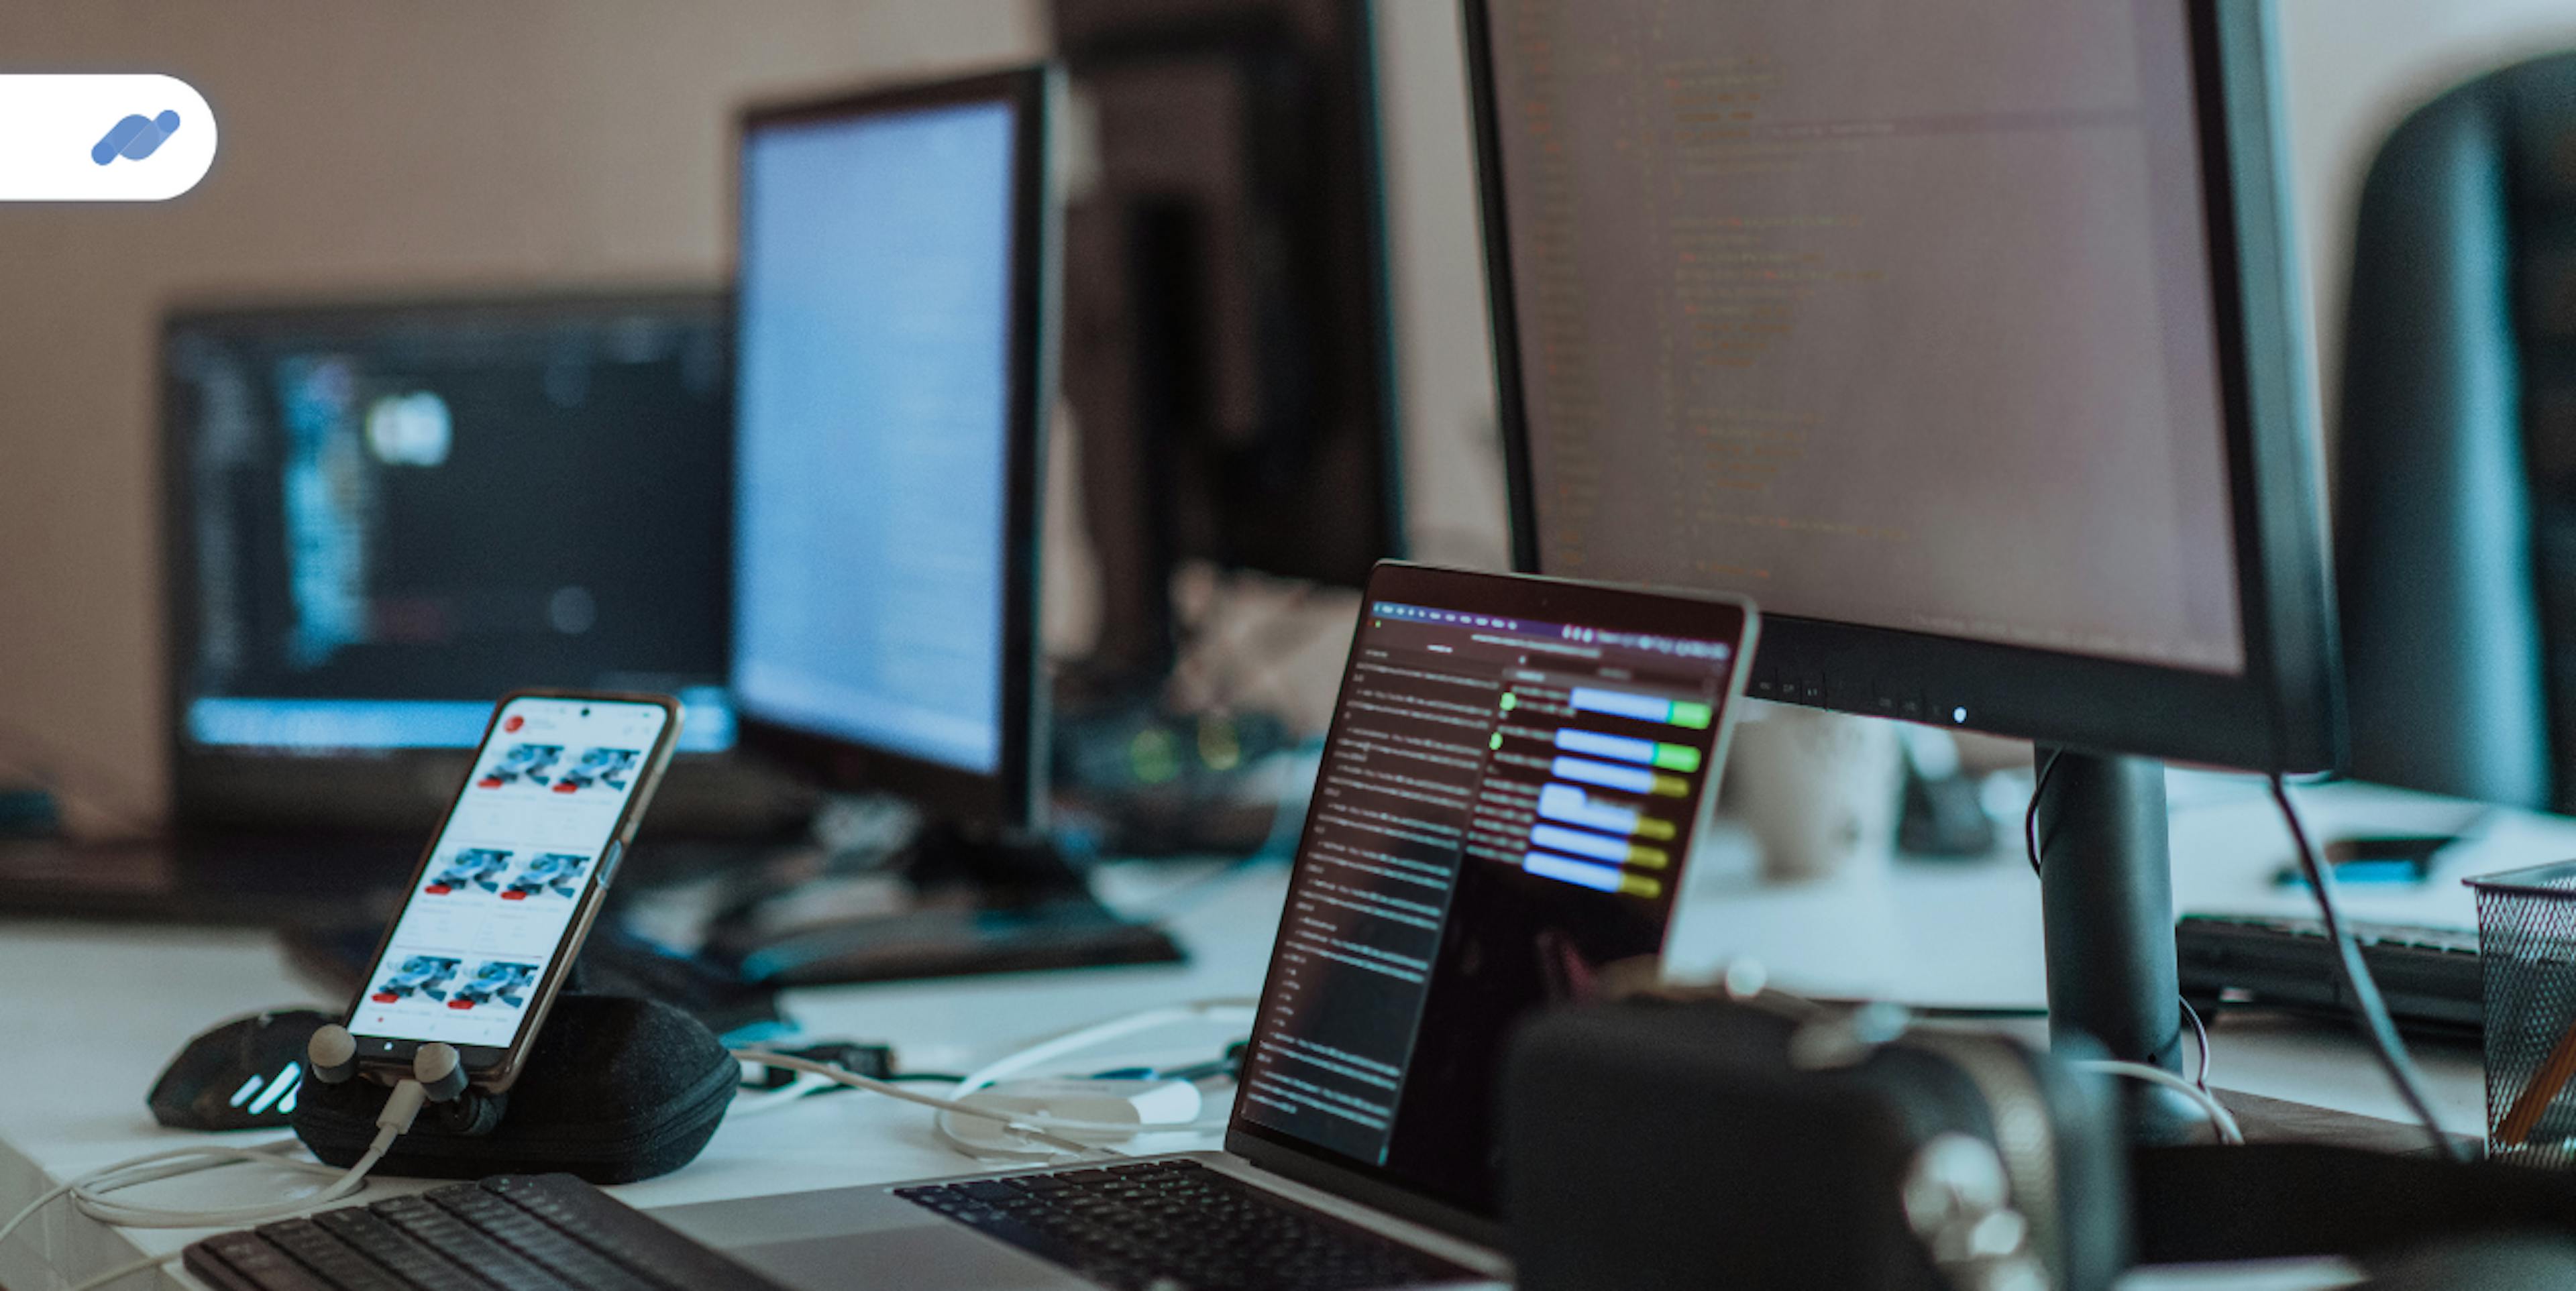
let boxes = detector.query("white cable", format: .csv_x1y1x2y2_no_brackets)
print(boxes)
9,1073,430,1245
0,1180,74,1250
2077,1060,2244,1145
66,1141,389,1229
5,1130,394,1291
730,1050,1122,1157
731,1001,1255,1162
725,1070,842,1118
950,999,1257,1098
1,1140,306,1247
2180,995,2214,1092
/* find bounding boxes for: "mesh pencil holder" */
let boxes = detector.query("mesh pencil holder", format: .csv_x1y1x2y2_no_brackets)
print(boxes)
2469,860,2576,1166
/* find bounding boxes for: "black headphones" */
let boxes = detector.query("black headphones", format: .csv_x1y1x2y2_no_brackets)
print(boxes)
307,1024,508,1137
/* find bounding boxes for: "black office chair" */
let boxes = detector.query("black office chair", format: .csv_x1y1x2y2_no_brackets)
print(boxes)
2339,52,2576,811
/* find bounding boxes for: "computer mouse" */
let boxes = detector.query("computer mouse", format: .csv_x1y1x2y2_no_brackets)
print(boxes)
148,1007,334,1131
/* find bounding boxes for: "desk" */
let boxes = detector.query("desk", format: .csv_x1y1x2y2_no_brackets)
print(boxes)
0,775,2546,1290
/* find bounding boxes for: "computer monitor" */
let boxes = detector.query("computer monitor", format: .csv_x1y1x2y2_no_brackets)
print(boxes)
163,291,739,833
1465,0,2340,1107
730,67,1057,832
1055,0,1405,683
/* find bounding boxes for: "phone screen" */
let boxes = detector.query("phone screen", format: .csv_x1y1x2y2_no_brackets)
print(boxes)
350,696,669,1052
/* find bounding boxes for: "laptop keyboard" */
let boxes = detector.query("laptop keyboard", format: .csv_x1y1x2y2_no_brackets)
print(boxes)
894,1158,1481,1290
182,1173,794,1291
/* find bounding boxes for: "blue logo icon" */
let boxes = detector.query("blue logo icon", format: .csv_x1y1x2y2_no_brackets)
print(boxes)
92,109,180,166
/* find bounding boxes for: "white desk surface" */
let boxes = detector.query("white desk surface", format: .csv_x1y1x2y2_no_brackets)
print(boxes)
0,774,2555,1290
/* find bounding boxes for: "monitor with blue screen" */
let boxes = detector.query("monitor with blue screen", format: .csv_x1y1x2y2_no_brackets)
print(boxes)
729,67,1055,828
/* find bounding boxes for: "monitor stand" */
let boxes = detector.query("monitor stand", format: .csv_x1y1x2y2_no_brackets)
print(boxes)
2033,748,2202,1143
696,818,1184,989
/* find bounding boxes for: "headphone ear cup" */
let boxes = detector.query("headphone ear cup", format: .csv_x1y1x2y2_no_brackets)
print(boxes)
307,1025,360,1085
413,1042,470,1103
427,1088,510,1138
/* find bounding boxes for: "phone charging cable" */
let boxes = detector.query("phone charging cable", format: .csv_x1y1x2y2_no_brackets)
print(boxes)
0,1026,462,1291
731,999,1259,1161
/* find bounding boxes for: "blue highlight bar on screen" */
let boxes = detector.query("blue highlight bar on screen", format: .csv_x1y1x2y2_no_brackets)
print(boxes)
1530,823,1629,864
1568,686,1670,722
1523,847,1665,898
1554,728,1656,765
1536,783,1642,835
1551,754,1656,795
1523,851,1627,893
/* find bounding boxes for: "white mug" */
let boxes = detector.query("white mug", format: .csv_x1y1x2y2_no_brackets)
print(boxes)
1721,702,1904,884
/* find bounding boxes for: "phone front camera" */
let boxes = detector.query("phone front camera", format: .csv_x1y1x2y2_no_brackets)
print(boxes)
580,708,591,717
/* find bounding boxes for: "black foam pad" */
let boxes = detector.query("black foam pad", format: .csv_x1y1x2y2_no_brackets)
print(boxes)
292,994,736,1184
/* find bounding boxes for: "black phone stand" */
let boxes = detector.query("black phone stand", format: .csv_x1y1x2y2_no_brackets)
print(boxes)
292,993,737,1184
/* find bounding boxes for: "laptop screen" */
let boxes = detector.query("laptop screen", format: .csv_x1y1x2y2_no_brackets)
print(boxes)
1234,565,1754,1219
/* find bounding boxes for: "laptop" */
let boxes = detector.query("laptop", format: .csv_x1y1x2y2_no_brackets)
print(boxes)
657,563,1760,1290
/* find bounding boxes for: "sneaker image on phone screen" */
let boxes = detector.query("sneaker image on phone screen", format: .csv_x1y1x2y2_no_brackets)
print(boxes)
500,853,589,901
478,744,563,789
446,961,539,1011
422,848,512,896
368,955,462,1005
553,747,638,794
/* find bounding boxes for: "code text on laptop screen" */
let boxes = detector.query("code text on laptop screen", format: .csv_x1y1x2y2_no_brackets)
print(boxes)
1239,598,1742,1215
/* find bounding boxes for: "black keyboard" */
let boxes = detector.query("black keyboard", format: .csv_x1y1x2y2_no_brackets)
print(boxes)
2176,913,2485,1039
184,1173,794,1291
895,1158,1481,1290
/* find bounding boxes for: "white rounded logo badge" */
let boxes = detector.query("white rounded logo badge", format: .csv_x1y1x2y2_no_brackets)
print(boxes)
0,74,218,201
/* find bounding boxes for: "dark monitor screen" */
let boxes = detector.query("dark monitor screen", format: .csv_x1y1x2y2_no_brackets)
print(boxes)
1056,0,1403,680
730,68,1053,826
165,294,735,761
1468,0,2339,771
1231,564,1753,1224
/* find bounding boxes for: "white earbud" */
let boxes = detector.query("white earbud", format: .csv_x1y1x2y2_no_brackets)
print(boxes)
307,1024,360,1085
412,1042,469,1103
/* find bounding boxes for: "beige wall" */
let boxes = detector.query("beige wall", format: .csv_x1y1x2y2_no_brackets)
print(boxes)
11,1,2576,827
2277,0,2576,420
0,2,1044,827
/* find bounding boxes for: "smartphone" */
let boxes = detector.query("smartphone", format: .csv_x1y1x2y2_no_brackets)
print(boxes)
343,691,682,1091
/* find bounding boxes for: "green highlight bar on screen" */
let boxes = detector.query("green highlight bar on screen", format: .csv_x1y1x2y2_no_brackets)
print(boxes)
1569,686,1714,730
1553,728,1703,773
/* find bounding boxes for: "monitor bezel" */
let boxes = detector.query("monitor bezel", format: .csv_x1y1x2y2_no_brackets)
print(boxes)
1464,0,2342,774
158,286,737,834
728,65,1059,831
